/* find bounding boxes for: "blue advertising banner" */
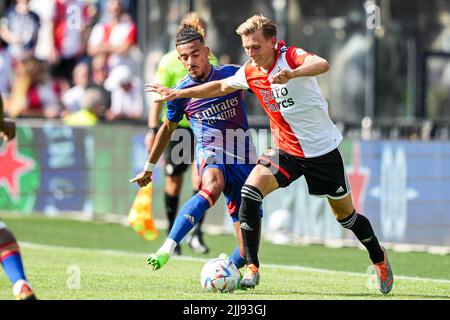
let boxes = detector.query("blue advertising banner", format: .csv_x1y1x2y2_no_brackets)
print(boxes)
34,124,88,214
360,141,450,246
263,140,450,247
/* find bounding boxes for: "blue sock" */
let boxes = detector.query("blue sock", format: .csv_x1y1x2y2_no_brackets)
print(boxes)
230,246,247,269
168,191,212,243
1,251,27,285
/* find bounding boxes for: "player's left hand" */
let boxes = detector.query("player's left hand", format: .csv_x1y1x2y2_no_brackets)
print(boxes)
145,84,177,102
129,170,153,188
0,119,16,142
269,69,294,84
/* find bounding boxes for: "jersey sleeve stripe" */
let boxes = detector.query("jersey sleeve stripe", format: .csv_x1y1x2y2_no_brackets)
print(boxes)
285,46,314,69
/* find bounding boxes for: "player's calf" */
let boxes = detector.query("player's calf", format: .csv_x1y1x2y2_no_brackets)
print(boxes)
0,226,37,300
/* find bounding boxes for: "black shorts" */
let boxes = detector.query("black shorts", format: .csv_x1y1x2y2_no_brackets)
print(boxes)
257,147,351,199
163,127,195,177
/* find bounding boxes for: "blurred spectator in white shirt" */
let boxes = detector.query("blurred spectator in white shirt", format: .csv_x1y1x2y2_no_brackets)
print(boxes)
103,64,142,121
30,0,94,92
61,61,90,116
28,0,55,61
87,0,138,71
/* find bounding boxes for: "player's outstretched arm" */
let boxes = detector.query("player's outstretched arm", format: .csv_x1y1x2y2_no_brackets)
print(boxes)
130,119,178,187
145,99,164,153
145,79,237,102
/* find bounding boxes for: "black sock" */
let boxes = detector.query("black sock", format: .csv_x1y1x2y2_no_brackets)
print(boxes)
165,193,179,234
239,184,263,268
338,211,384,264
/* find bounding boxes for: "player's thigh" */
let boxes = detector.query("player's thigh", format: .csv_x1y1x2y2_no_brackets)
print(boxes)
244,164,279,197
249,148,305,197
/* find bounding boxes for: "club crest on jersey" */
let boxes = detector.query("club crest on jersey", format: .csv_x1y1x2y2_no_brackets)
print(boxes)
280,46,288,53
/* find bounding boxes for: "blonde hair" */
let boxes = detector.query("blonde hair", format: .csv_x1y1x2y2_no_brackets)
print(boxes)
236,14,277,38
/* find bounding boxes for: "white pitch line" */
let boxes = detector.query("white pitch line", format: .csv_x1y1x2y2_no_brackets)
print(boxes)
20,242,450,285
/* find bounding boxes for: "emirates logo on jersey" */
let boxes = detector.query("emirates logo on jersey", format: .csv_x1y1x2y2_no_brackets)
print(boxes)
194,96,239,125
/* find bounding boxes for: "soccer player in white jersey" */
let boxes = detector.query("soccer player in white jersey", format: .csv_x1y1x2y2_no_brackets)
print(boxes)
146,14,394,295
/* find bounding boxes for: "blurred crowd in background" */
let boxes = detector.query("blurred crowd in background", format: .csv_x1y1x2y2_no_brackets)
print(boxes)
0,0,143,125
1,0,450,139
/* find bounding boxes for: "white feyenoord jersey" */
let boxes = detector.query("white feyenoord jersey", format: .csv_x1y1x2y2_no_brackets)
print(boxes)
226,41,342,158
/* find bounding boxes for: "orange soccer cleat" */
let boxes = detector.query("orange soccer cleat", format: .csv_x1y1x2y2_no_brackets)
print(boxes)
373,247,394,294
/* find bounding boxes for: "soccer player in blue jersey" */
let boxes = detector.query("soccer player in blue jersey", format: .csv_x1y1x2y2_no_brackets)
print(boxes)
0,94,37,300
130,22,261,272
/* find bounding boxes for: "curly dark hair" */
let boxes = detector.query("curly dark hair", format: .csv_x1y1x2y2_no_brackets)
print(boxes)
175,23,204,46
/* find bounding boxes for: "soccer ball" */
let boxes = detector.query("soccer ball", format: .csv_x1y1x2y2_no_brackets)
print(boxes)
200,258,240,293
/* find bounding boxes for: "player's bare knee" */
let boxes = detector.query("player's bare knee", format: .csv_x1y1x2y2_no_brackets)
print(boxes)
201,179,224,201
330,203,354,220
332,210,353,221
201,169,224,198
245,165,278,197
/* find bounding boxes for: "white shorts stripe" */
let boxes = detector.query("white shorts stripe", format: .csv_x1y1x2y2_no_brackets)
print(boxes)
337,146,351,192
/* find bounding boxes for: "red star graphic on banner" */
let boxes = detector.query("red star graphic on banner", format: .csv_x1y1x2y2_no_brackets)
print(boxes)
347,142,370,213
0,140,35,199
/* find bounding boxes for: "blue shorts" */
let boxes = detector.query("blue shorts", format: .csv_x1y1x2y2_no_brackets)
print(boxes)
197,161,264,223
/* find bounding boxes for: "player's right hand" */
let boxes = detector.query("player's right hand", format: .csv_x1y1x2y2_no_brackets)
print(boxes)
145,84,177,102
0,119,16,142
129,170,153,188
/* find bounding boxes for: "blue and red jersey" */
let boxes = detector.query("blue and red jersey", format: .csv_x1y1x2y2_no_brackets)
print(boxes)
167,65,256,165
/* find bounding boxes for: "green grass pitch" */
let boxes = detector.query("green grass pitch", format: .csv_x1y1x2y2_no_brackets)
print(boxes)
0,215,449,300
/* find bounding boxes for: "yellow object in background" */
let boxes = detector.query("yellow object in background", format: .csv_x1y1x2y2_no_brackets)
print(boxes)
128,183,159,240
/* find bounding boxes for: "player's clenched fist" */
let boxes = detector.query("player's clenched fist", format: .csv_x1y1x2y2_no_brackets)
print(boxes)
269,69,294,84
